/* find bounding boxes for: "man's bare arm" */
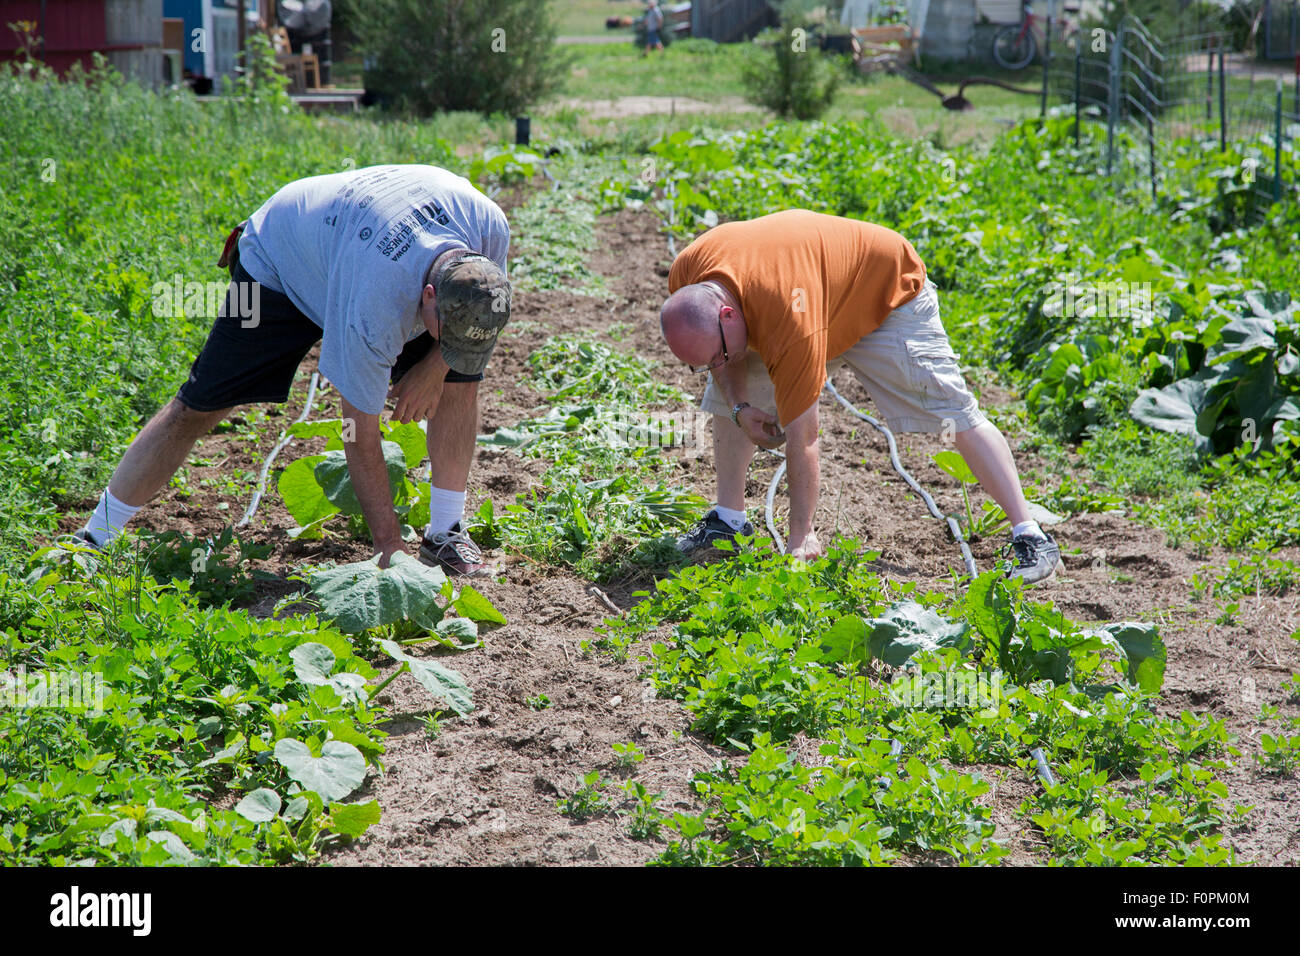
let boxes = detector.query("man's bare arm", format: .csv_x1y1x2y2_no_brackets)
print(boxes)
782,403,822,559
340,397,405,566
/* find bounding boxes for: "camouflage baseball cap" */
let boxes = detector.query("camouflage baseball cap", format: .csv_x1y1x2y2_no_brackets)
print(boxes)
435,253,512,375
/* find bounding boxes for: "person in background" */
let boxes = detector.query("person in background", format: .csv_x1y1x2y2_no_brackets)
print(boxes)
643,0,665,53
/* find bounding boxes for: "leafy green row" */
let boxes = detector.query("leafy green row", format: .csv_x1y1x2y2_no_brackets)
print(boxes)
596,541,1240,865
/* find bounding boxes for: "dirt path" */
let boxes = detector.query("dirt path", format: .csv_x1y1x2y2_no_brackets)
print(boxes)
61,205,1300,865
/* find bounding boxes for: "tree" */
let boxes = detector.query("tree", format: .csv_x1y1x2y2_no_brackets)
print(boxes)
350,0,567,116
742,15,841,120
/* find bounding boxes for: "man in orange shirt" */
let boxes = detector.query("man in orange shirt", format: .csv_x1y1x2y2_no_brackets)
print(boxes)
660,210,1059,584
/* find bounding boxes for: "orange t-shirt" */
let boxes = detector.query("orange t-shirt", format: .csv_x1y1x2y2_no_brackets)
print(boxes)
667,210,926,425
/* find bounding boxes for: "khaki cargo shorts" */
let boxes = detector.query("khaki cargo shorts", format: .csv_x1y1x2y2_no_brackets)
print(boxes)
700,279,988,433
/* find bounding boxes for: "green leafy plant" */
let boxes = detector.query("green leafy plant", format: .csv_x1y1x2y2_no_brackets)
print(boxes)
557,771,612,821
612,741,645,770
622,780,665,841
741,17,840,120
351,0,568,115
1130,292,1300,456
1259,731,1300,775
526,693,551,711
278,418,431,541
141,526,274,607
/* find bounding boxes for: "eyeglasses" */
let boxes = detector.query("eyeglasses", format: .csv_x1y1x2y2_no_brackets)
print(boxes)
688,315,729,373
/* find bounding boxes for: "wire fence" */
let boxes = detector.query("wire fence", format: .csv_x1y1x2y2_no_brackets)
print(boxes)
1035,14,1299,221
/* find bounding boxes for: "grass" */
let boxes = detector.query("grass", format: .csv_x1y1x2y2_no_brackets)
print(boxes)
323,41,1039,151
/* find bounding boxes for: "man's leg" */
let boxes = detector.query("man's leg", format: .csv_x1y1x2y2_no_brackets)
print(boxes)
418,381,492,575
81,398,234,544
841,284,1058,582
954,421,1031,527
713,413,757,513
427,381,478,505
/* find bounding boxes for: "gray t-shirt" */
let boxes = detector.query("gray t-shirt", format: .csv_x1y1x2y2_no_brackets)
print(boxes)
237,164,510,415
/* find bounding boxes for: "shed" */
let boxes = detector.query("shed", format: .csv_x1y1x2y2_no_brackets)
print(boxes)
0,0,166,84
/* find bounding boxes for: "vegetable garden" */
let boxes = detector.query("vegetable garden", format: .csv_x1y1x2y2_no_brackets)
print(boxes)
1,49,1298,867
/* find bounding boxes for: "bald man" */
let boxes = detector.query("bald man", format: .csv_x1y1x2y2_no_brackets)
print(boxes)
660,210,1059,584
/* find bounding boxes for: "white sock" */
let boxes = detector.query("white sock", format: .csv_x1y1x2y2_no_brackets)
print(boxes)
713,504,747,530
1012,520,1045,540
84,489,142,546
426,486,467,536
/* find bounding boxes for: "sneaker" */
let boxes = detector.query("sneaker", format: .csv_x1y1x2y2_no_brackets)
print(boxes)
675,509,753,556
69,528,104,552
418,521,493,577
1003,532,1060,585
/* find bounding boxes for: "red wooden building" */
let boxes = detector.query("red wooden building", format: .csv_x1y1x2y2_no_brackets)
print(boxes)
0,0,163,83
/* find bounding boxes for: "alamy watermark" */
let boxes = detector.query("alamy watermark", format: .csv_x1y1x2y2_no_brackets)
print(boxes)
597,406,711,457
1,666,105,716
893,669,1003,710
1041,273,1153,319
151,274,261,328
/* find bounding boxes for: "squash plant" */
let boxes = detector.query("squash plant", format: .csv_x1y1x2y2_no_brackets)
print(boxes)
277,418,431,540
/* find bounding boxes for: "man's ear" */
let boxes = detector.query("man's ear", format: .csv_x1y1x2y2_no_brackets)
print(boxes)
421,284,440,338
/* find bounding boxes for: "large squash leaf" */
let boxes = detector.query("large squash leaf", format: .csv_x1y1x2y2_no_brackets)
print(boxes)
310,553,448,635
273,738,367,804
822,602,970,668
278,453,336,530
314,441,409,516
377,638,474,716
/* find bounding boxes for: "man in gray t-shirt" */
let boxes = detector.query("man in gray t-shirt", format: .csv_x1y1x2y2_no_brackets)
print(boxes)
76,164,512,576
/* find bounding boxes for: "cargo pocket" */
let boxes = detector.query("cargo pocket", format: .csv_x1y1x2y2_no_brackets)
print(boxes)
905,341,969,411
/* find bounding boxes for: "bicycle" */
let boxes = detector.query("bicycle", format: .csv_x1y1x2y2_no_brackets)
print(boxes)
992,0,1082,71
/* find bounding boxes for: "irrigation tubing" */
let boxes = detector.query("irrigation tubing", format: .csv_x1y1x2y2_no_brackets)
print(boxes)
1029,747,1057,787
764,455,788,552
822,380,977,578
235,372,320,529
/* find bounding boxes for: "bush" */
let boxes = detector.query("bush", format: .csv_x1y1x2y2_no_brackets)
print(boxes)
351,0,568,116
742,17,839,120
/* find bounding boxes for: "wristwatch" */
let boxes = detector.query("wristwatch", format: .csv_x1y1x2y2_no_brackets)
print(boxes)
730,402,751,427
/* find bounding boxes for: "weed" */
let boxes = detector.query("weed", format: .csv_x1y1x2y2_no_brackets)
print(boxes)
557,771,612,821
622,780,665,841
612,741,645,770
423,713,442,740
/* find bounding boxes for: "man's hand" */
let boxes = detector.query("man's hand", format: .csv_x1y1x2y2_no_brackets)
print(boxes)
786,530,823,562
389,348,449,424
738,405,786,450
373,537,407,569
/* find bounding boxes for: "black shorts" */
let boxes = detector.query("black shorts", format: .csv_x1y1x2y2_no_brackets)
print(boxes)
177,247,481,413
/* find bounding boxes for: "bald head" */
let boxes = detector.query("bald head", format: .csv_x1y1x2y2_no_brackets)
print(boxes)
661,282,741,367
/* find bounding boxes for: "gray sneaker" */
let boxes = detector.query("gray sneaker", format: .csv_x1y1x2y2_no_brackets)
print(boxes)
1004,532,1060,584
418,521,494,577
70,528,104,552
675,509,753,556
